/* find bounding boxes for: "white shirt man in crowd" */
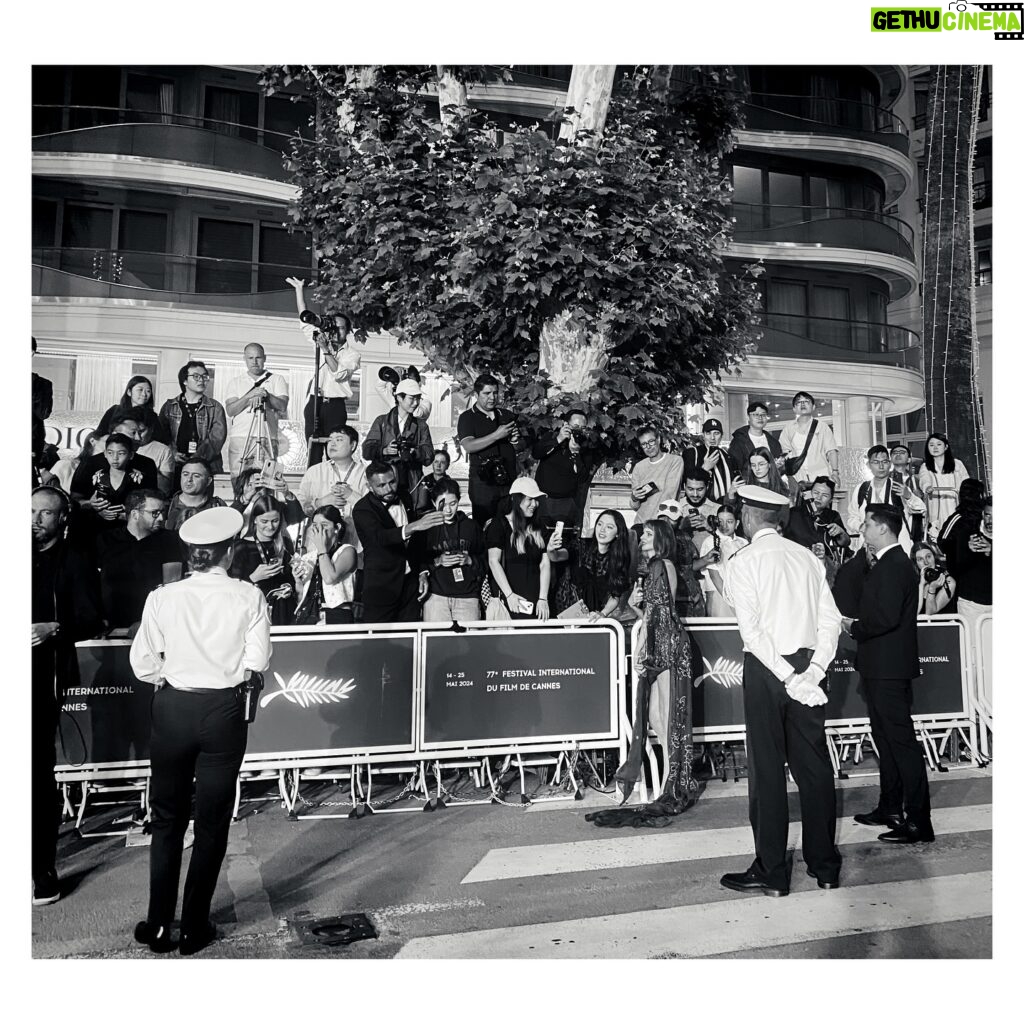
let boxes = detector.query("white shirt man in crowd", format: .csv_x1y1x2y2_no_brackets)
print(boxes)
629,426,684,525
778,391,839,486
224,344,289,478
297,425,368,517
721,485,843,898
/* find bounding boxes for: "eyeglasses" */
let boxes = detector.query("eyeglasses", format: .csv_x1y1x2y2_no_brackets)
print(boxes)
640,439,660,449
142,508,165,519
187,373,210,382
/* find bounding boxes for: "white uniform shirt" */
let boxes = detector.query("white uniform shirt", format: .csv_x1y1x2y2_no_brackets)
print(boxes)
129,567,272,690
226,371,289,440
723,527,842,683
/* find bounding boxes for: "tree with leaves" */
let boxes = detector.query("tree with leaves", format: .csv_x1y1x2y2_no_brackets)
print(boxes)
261,64,762,472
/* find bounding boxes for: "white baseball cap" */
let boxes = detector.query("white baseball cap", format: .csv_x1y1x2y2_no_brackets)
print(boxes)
394,379,422,397
508,477,546,500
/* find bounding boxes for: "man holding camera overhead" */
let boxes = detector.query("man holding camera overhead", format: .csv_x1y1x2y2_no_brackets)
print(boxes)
458,373,524,526
362,378,434,498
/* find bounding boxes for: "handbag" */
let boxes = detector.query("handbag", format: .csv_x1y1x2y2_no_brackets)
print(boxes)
485,595,512,621
784,417,818,477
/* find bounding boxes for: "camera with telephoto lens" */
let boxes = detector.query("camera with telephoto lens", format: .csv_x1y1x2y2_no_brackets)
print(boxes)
395,436,418,461
923,566,943,584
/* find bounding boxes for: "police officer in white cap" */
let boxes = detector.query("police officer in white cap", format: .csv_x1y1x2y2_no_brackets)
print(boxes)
720,485,843,897
130,506,271,954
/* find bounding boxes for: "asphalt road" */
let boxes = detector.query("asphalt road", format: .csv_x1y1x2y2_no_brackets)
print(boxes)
31,766,992,959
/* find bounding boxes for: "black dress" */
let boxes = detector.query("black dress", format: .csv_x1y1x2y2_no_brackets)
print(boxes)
228,538,297,625
484,514,545,618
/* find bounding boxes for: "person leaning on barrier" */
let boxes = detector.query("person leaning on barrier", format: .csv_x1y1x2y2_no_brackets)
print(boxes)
720,485,843,898
129,506,271,956
31,486,102,907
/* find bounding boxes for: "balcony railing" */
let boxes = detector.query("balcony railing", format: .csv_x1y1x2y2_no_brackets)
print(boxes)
743,92,910,156
758,311,922,370
32,247,313,312
731,202,916,263
32,106,308,181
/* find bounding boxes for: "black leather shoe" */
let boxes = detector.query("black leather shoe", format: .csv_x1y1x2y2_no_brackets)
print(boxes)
179,921,218,956
134,921,177,954
879,821,935,844
720,869,788,898
854,808,904,829
806,868,841,890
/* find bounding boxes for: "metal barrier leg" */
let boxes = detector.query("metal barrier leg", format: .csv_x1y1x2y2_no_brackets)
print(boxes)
75,782,90,831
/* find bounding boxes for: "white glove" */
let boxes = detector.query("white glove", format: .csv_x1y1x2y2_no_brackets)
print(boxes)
785,671,828,707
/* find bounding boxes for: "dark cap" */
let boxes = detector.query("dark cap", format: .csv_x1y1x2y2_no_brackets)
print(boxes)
702,418,723,433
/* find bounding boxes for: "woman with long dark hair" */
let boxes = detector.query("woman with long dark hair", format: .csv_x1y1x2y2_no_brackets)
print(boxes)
587,518,702,827
555,509,635,621
291,505,358,625
485,478,562,620
229,491,296,624
918,432,969,540
97,376,169,444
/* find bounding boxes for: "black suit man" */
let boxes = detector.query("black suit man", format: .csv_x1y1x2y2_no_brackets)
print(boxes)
843,504,934,844
353,462,444,623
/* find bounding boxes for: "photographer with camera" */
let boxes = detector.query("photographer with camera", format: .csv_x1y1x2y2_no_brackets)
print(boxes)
697,503,748,616
287,277,361,467
911,541,956,615
532,410,597,535
130,507,271,955
457,373,524,526
224,344,289,479
362,379,434,498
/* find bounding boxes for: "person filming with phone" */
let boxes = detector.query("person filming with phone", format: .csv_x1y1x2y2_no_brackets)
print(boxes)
630,426,684,526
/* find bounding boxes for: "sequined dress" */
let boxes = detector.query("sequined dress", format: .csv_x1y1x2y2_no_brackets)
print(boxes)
586,557,701,828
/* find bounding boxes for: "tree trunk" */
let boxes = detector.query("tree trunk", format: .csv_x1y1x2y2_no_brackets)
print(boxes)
921,65,990,485
558,64,617,147
435,66,468,126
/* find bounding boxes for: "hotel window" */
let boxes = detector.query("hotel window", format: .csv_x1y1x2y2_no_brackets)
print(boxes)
976,248,992,287
203,86,259,143
195,218,254,293
258,225,313,292
117,210,169,289
60,204,113,278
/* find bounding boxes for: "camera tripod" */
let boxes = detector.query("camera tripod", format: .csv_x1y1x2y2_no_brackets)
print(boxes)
239,398,274,474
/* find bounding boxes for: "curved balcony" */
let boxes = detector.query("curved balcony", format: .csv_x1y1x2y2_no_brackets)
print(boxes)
731,203,916,264
742,93,909,155
757,312,921,371
32,247,309,314
32,106,300,183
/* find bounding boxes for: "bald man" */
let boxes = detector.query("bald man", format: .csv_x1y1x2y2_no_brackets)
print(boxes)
225,344,289,478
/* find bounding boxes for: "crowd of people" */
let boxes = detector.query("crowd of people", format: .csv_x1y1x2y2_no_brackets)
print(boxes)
31,311,994,915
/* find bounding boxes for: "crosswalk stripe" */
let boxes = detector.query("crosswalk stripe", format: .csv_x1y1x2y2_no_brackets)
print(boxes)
461,803,991,884
524,766,993,812
397,870,992,959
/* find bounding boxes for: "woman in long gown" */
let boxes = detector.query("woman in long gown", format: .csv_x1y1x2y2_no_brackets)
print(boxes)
587,519,702,828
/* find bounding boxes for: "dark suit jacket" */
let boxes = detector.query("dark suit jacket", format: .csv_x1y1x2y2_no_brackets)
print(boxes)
850,545,920,680
353,492,415,608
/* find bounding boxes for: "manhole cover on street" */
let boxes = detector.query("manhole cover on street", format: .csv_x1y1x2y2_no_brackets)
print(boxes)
292,912,377,947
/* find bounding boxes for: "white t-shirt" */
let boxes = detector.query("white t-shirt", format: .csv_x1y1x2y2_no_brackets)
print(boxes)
779,419,838,482
226,371,289,439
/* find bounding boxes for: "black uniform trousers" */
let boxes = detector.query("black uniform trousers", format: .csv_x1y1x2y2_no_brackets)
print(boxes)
468,476,510,528
863,677,931,827
31,647,60,884
146,686,247,933
304,395,348,468
742,649,841,889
